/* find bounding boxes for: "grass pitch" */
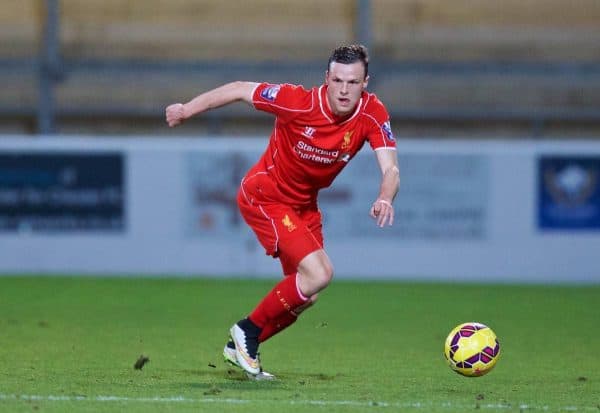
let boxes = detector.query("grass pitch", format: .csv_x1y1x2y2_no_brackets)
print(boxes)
0,276,598,412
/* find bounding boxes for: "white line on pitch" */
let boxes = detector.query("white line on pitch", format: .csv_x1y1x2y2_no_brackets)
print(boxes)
0,394,597,411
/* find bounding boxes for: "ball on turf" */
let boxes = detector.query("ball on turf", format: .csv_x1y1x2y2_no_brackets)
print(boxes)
444,322,500,377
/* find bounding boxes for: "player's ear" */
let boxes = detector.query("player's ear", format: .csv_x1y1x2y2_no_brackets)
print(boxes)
325,70,330,84
363,75,369,88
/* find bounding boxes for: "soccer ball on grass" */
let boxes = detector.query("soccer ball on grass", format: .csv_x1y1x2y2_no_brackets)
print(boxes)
444,322,500,377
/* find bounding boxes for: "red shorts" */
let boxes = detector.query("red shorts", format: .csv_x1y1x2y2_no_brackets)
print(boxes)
237,172,323,275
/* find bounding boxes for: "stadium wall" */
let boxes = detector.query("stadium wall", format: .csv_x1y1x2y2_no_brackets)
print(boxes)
0,136,599,284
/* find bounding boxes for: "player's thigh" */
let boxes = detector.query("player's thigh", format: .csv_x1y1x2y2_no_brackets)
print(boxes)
237,190,279,256
302,207,324,247
278,208,324,275
237,191,322,266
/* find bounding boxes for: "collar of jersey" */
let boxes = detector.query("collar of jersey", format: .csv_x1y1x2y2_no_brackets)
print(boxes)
319,85,364,125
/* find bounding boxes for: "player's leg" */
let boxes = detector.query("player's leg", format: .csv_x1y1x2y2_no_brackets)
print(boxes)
231,243,315,374
248,206,328,342
245,248,333,326
257,293,319,343
254,258,300,342
224,291,317,379
257,250,316,343
294,206,332,297
229,190,327,375
240,249,332,355
295,249,334,297
251,248,332,339
227,188,275,375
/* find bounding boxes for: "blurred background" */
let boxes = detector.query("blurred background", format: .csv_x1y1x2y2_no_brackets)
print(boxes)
1,0,599,283
3,0,600,137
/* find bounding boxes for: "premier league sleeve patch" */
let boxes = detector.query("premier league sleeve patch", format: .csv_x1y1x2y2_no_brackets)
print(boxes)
260,84,281,102
382,120,395,142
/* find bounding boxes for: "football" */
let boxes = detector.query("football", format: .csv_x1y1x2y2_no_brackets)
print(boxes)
444,322,501,377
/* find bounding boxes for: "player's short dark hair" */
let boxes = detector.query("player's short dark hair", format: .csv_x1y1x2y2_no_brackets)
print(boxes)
328,44,369,78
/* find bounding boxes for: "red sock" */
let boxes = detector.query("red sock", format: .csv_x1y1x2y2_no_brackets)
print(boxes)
248,273,307,329
258,311,298,343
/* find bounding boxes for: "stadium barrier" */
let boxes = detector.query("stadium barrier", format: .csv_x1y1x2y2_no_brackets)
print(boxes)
0,135,599,283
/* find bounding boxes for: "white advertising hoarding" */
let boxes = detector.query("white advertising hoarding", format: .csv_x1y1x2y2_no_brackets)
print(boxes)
0,135,599,283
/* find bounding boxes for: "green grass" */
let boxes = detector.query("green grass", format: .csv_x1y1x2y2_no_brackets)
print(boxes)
0,276,598,412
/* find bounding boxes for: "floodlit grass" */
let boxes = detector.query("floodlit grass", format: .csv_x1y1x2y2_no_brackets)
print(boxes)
0,276,598,412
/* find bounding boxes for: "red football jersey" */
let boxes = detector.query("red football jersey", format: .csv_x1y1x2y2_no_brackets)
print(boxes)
247,82,396,206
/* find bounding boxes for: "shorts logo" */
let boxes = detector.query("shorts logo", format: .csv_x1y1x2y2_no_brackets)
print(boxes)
282,214,297,232
341,130,353,149
260,84,281,102
382,120,395,142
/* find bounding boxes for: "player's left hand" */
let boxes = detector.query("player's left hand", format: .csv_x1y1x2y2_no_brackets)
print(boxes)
370,198,394,227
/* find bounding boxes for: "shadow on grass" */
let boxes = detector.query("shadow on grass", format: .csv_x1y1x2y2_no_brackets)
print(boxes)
163,367,343,393
161,368,284,392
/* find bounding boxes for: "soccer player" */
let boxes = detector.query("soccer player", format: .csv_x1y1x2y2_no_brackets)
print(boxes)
166,44,399,380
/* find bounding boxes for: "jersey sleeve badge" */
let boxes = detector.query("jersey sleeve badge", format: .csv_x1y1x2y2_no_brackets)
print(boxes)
260,84,281,102
382,120,395,142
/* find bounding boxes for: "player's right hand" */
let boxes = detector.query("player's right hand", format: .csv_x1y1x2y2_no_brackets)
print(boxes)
165,103,186,127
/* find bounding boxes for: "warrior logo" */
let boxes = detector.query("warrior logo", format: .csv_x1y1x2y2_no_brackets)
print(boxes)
302,126,316,139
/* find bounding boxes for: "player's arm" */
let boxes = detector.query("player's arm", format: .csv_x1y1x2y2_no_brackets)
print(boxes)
165,81,259,127
370,149,400,227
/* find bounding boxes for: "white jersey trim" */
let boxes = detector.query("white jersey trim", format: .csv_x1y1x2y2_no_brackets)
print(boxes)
258,205,279,255
317,85,334,123
318,85,365,125
339,93,366,125
361,112,395,149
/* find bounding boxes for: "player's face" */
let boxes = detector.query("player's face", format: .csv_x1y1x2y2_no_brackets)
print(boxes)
325,61,369,117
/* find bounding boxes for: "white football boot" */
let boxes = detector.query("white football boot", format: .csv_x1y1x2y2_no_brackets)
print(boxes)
229,323,262,375
223,340,275,380
223,324,275,380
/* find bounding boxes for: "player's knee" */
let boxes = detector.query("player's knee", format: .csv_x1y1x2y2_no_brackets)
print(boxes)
298,251,334,294
313,261,334,290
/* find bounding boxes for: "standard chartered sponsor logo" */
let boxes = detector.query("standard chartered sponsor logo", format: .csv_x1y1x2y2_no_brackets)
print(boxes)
295,141,339,164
